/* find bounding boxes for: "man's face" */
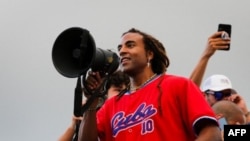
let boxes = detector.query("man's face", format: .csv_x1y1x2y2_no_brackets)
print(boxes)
204,89,232,106
205,93,218,106
118,32,149,75
227,115,246,125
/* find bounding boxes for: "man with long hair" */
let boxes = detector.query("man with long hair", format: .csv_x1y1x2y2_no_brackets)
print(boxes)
78,28,222,141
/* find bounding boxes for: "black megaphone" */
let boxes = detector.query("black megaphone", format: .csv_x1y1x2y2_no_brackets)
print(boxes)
52,27,120,78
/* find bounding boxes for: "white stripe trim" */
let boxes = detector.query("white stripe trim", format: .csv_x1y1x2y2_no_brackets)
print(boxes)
192,116,218,136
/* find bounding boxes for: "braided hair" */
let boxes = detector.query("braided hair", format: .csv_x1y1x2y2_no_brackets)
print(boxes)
117,28,170,114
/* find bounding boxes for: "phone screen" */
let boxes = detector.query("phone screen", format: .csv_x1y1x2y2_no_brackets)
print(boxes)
218,23,232,50
218,117,227,130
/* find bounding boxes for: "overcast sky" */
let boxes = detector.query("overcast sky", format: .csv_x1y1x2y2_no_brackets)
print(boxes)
1,0,250,140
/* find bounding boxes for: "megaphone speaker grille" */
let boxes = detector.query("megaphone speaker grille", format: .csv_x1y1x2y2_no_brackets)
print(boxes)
52,27,96,78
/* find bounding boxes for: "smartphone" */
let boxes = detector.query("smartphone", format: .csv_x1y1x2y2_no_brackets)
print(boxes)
218,117,228,130
218,23,232,50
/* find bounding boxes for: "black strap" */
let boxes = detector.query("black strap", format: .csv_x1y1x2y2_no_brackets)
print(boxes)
72,74,110,141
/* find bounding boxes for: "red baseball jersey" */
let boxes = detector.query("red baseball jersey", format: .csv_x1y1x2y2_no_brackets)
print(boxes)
97,74,217,141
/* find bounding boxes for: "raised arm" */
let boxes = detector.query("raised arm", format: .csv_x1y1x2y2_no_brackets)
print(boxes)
189,31,230,87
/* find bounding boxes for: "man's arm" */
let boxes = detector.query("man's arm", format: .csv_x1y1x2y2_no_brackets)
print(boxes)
58,116,82,141
193,117,222,141
196,124,222,141
58,123,75,141
78,99,99,141
190,31,230,86
78,71,103,141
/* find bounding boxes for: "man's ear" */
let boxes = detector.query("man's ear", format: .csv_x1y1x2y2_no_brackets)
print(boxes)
146,50,154,61
216,113,223,119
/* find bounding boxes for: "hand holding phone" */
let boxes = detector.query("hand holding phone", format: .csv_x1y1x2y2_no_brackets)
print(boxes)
218,24,232,50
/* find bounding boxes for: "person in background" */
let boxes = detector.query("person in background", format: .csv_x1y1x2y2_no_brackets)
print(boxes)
212,100,246,141
100,70,130,100
58,115,83,141
229,89,250,123
201,74,233,106
189,31,250,123
58,70,129,141
190,31,230,86
189,32,232,106
212,100,246,126
78,28,221,141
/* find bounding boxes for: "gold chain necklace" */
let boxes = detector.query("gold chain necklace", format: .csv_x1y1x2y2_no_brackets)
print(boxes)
130,74,157,92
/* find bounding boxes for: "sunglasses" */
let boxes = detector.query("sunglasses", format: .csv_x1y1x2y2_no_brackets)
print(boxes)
205,89,232,101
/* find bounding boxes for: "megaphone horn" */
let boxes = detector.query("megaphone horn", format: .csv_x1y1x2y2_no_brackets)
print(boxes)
52,27,119,78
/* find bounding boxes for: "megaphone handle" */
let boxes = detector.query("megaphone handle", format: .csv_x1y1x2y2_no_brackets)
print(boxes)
80,77,108,115
72,93,97,141
72,120,81,141
74,76,83,117
80,90,100,115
